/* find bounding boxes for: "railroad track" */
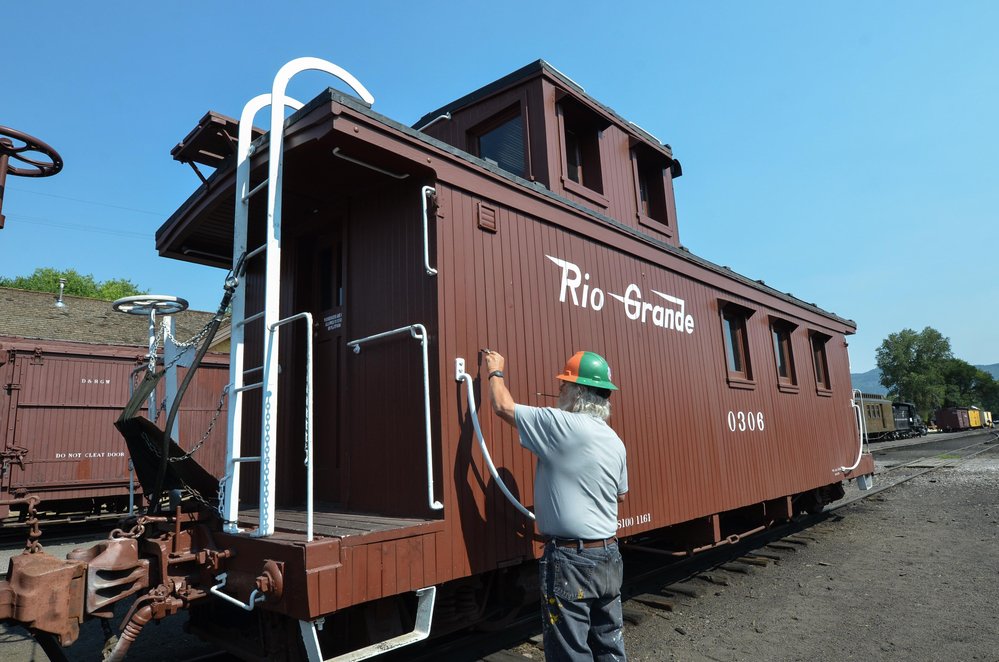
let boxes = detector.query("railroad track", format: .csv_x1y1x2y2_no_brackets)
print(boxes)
382,432,999,662
11,434,997,662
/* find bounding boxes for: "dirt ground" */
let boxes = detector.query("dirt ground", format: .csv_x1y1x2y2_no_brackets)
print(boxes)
618,455,999,661
506,452,999,661
3,447,997,661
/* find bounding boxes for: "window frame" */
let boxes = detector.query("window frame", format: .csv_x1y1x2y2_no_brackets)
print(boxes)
631,142,673,236
468,104,530,180
719,301,756,389
769,317,799,394
555,97,609,207
810,330,833,396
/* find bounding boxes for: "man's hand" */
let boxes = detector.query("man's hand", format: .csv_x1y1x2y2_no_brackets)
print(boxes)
483,350,516,425
483,349,505,374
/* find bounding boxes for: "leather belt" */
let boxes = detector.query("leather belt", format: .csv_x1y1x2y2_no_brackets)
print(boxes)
548,536,617,549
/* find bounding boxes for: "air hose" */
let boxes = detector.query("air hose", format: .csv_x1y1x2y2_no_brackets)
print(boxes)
456,360,535,520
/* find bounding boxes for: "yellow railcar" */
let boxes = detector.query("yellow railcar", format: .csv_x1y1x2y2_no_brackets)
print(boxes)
968,408,982,428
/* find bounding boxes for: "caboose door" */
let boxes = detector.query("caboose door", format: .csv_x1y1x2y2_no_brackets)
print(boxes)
294,223,348,506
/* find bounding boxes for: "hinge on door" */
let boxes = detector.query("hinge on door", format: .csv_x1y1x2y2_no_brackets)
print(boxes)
30,348,44,365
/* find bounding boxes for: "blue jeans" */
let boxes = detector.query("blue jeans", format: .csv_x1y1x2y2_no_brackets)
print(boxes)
539,540,627,661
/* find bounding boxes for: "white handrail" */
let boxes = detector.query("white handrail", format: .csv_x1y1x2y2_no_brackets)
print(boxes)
269,312,315,541
347,325,443,511
837,389,866,474
421,186,438,276
223,92,303,535
211,573,265,611
455,358,535,520
254,59,375,538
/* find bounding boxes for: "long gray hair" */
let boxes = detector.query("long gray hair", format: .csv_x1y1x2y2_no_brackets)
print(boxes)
558,382,612,422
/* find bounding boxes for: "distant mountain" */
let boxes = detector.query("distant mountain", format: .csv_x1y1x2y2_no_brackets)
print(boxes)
850,364,999,396
850,368,885,395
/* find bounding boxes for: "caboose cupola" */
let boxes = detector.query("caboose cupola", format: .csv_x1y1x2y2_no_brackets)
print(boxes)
414,60,683,246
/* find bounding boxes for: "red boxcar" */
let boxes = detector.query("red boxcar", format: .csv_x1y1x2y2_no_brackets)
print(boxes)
0,336,228,520
934,406,971,432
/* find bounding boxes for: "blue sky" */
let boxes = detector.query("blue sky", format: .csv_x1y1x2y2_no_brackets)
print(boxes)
2,2,995,372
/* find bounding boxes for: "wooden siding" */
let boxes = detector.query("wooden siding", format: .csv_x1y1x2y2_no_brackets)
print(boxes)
0,337,228,502
432,179,860,580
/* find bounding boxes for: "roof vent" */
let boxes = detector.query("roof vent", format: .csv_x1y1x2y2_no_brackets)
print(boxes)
54,278,67,308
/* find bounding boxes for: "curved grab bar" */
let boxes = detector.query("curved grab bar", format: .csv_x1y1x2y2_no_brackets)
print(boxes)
348,325,443,511
455,358,536,520
421,186,438,276
837,389,866,474
211,573,265,611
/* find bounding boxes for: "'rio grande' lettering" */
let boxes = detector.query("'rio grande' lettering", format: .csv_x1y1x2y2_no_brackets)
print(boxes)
547,255,694,335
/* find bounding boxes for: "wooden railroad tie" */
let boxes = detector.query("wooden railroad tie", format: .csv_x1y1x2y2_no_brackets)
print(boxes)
784,536,812,546
483,651,536,661
737,555,771,567
719,562,755,575
622,606,648,625
630,593,676,612
663,584,701,598
696,572,730,586
747,551,782,562
765,542,799,552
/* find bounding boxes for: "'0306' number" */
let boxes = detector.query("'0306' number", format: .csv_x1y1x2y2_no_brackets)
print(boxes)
727,410,765,432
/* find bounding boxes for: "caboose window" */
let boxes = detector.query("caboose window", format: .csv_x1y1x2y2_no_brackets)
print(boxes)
632,144,670,230
810,331,832,392
557,97,607,202
770,318,798,390
473,108,527,178
720,302,754,385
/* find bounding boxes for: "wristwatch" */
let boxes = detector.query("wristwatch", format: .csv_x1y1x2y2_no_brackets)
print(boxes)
488,370,504,380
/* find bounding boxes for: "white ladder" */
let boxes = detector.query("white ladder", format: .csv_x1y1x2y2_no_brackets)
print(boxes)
221,58,375,539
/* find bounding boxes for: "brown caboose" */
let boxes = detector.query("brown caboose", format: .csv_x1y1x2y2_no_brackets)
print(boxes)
1,58,873,659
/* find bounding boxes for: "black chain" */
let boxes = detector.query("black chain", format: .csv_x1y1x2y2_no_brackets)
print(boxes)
168,386,229,464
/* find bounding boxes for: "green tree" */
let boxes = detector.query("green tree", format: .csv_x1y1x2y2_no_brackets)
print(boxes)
938,358,999,414
875,327,952,419
0,267,144,300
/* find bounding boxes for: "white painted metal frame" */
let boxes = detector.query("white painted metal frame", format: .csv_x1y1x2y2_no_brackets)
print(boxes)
223,57,375,538
268,312,315,541
838,389,867,474
454,358,535,520
420,185,438,276
346,325,443,511
299,586,436,662
222,92,303,535
210,572,265,611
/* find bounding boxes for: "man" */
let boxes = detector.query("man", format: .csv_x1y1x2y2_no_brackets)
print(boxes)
483,349,628,662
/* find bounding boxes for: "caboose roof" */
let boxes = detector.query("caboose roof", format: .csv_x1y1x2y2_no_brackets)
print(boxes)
157,69,854,333
0,286,224,349
413,60,676,164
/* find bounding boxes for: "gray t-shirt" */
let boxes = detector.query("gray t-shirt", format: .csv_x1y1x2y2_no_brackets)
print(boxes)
514,405,628,539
